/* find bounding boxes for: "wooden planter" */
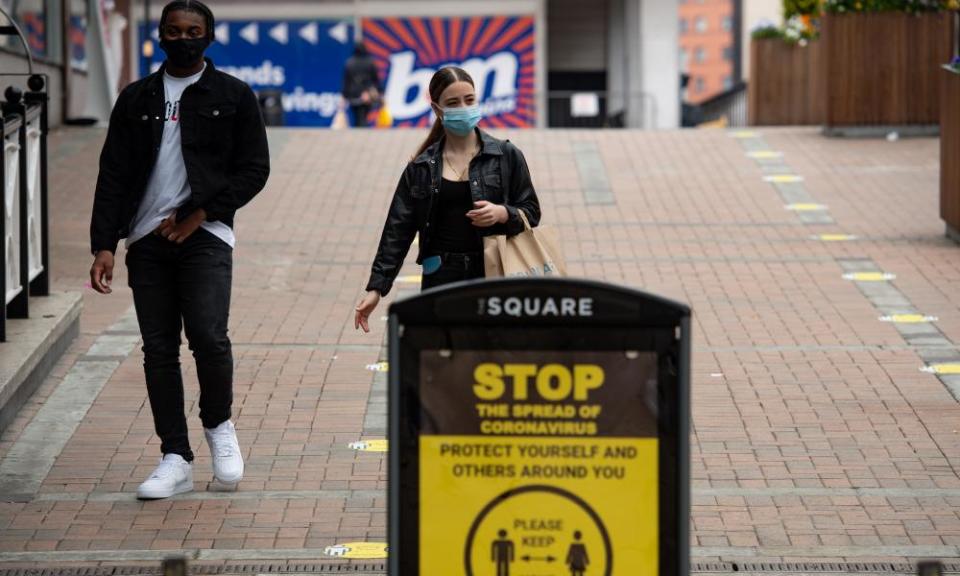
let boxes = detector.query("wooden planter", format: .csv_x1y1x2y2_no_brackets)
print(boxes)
942,66,960,241
821,12,955,128
749,38,824,126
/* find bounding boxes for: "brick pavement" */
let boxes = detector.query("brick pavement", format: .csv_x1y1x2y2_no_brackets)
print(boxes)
0,127,958,570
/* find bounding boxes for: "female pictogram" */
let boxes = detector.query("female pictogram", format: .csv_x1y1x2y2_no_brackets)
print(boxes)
566,530,590,575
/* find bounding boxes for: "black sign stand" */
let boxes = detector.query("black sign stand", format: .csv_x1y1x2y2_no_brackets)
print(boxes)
389,278,691,576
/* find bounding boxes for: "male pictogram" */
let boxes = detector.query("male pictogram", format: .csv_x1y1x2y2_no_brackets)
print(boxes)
566,531,589,575
491,529,515,576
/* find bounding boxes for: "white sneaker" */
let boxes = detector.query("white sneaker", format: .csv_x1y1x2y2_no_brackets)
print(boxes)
204,420,244,484
137,454,193,500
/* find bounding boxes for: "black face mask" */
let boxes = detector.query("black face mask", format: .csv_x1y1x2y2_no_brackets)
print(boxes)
160,37,210,69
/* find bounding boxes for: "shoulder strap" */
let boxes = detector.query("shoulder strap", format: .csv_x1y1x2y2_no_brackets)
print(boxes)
501,139,526,222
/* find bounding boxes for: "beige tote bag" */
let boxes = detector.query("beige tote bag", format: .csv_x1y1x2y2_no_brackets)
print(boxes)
483,210,566,278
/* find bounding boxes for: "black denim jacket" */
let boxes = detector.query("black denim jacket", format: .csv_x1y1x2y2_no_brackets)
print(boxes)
90,59,270,254
366,129,541,296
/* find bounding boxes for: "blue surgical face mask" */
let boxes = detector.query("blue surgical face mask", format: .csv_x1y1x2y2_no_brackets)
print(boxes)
441,105,482,136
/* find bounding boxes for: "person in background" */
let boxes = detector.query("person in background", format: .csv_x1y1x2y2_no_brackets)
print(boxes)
88,0,270,499
354,66,541,332
342,42,382,128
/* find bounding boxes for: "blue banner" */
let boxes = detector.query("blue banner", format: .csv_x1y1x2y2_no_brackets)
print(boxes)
140,19,355,127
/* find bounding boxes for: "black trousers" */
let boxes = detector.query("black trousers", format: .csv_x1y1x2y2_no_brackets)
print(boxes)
350,104,371,128
126,229,234,462
420,252,484,291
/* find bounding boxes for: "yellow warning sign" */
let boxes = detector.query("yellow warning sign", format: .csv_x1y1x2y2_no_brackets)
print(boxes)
923,363,960,375
418,351,659,576
765,174,804,183
349,439,388,452
812,234,857,242
880,314,938,324
785,203,828,212
323,542,389,559
843,272,896,282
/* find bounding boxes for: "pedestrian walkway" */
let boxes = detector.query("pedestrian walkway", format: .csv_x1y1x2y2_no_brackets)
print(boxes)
0,127,958,572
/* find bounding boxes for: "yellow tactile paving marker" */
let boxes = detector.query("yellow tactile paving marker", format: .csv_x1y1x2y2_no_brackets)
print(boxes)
812,234,858,241
366,361,389,372
879,314,939,324
324,541,389,559
349,439,389,452
765,174,805,183
786,203,828,212
922,364,960,375
747,151,783,159
843,271,896,282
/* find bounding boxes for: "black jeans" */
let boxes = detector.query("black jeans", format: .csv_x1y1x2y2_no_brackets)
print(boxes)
350,104,371,128
421,252,484,291
126,229,233,462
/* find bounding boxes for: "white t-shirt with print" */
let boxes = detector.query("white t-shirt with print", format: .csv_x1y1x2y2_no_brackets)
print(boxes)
126,65,236,248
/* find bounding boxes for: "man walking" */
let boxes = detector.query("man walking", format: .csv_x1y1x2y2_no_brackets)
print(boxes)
342,42,382,127
89,0,269,499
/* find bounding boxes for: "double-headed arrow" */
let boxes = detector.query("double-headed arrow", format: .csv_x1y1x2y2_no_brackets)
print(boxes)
521,555,556,563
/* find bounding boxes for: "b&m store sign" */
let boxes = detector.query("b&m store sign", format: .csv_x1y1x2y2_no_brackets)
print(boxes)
139,15,536,128
362,16,536,128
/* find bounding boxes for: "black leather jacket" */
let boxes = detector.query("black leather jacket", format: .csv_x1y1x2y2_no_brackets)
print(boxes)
366,129,541,296
90,59,270,254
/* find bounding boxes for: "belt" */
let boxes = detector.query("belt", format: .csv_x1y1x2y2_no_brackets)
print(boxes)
426,251,482,268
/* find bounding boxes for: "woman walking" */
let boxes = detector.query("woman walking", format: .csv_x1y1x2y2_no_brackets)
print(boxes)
355,66,541,331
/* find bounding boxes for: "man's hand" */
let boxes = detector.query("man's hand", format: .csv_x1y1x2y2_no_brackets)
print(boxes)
156,208,207,244
90,251,115,294
467,201,509,228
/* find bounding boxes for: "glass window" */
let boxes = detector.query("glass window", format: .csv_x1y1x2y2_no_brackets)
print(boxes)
722,16,733,31
723,76,734,90
695,47,706,64
679,48,689,70
695,77,705,93
679,18,688,34
723,46,734,61
695,16,708,32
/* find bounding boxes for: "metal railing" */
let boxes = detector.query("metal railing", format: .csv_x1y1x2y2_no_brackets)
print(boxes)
696,82,749,128
542,91,660,129
0,4,51,342
2,112,25,338
1,83,50,342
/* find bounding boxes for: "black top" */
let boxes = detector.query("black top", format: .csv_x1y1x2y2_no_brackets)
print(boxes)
431,178,482,254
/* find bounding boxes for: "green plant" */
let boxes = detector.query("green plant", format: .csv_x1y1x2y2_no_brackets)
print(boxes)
822,0,956,13
751,26,785,40
750,16,821,44
784,0,821,17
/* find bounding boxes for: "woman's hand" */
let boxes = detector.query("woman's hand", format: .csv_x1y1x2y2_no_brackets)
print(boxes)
467,201,508,228
355,290,382,333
